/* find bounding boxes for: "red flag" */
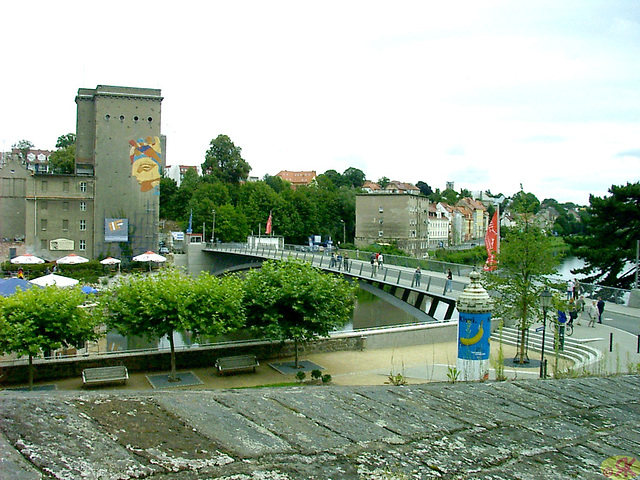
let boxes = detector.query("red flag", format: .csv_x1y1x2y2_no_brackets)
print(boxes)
265,213,272,235
483,211,499,271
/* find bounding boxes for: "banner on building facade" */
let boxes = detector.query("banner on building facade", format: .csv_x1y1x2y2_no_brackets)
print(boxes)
105,218,128,242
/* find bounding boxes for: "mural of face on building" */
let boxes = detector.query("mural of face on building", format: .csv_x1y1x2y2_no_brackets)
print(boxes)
129,137,162,192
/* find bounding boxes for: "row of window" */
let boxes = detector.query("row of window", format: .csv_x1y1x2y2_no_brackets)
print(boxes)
41,201,87,211
40,239,86,251
40,180,88,193
41,219,87,231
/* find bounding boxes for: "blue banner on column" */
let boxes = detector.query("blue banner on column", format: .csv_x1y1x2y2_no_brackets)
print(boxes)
458,312,491,360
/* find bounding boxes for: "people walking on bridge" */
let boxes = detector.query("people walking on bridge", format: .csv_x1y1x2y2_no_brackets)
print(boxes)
444,269,453,293
576,295,585,325
343,253,349,271
378,253,384,270
329,253,336,269
412,267,421,287
371,257,378,277
337,252,343,270
597,297,605,323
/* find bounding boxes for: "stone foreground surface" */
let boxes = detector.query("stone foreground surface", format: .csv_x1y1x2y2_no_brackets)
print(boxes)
1,376,639,479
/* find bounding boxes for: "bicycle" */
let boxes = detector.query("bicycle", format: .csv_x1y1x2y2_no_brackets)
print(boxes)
551,320,573,337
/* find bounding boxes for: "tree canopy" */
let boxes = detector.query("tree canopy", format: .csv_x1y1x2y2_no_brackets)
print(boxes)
12,139,33,161
0,286,99,388
49,133,76,174
102,268,245,378
202,134,251,184
566,182,640,287
483,218,558,364
243,259,356,366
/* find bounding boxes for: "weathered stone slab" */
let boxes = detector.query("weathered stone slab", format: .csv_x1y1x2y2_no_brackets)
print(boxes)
156,392,293,457
0,431,42,480
211,389,353,454
0,395,153,479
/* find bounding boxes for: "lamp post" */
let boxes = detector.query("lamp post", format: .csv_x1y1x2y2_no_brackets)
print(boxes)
341,220,346,245
211,210,216,244
539,288,552,379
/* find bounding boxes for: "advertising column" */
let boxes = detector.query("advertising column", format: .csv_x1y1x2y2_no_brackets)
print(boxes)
457,271,493,381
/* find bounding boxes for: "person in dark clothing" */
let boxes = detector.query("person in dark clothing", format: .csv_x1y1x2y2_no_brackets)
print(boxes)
597,298,605,323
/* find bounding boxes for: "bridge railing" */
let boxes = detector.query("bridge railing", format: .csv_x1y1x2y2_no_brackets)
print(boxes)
207,242,467,296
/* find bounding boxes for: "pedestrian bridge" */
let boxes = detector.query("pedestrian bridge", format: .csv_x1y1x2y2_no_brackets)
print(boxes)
179,243,467,323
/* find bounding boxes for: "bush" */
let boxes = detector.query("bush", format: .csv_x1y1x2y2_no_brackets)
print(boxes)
295,371,306,383
311,369,322,380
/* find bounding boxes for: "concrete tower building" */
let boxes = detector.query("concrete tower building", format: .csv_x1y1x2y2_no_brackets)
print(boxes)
75,86,165,258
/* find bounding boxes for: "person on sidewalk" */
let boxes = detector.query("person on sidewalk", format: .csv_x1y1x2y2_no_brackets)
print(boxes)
575,295,585,325
566,279,574,300
597,297,605,323
568,298,578,328
587,300,598,327
412,267,421,287
444,269,453,293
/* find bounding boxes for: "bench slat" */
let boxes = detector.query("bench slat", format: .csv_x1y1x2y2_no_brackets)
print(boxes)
82,366,129,385
215,355,258,375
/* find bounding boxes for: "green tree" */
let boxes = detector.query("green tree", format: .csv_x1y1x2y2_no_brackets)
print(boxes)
483,218,558,364
342,167,366,188
49,135,76,174
0,286,98,389
103,268,245,380
566,182,640,288
55,133,76,149
378,176,390,189
510,190,541,214
243,259,356,367
416,181,433,196
202,134,251,184
12,139,34,161
159,176,179,219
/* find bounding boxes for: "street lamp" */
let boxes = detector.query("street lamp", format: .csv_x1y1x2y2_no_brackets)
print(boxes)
340,219,346,245
539,288,553,378
211,210,216,244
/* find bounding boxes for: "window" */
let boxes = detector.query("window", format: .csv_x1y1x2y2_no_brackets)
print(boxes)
41,200,48,211
379,219,383,224
41,239,47,250
41,180,47,192
62,219,69,231
80,201,86,211
63,181,70,192
79,182,87,193
79,220,86,231
378,231,384,237
79,240,86,251
63,201,69,211
379,207,384,213
41,219,47,231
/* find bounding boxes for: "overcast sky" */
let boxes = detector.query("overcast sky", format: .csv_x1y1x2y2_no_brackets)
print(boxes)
2,1,639,205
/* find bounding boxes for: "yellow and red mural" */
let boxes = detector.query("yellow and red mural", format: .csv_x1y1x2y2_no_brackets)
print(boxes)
129,137,162,193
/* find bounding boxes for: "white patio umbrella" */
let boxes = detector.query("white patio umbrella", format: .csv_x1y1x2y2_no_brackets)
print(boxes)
132,251,166,263
99,257,121,265
10,254,45,265
56,254,90,264
30,273,79,287
100,256,121,272
133,251,166,271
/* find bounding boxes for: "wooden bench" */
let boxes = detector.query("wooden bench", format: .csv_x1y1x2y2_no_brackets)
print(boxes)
215,355,259,375
82,365,129,386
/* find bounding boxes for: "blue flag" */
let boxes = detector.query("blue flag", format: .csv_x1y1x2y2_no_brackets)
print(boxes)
186,210,193,234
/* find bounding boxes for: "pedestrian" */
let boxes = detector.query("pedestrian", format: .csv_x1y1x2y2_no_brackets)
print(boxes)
378,253,384,270
343,253,349,271
329,252,336,269
371,257,378,277
587,300,597,327
568,298,577,328
444,269,453,293
597,297,605,324
566,279,574,300
337,252,343,271
573,278,581,299
576,295,585,325
412,266,422,287
17,267,25,279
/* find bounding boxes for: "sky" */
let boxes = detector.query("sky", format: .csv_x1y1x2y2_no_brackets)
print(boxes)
2,1,639,205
